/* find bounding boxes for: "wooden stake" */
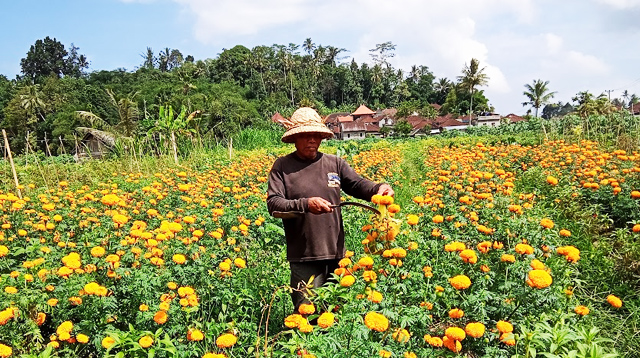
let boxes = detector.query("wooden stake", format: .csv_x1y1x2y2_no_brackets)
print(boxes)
44,133,52,156
2,129,22,199
229,137,233,159
59,136,66,155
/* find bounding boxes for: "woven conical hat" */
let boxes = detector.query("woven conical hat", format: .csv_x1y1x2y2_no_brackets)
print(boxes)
281,107,333,143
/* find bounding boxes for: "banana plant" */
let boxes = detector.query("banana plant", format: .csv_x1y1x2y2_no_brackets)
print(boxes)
147,105,201,164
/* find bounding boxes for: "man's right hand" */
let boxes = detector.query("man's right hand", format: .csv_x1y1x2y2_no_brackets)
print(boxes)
307,197,333,214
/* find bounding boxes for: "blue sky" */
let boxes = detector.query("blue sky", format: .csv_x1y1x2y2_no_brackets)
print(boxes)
2,0,640,115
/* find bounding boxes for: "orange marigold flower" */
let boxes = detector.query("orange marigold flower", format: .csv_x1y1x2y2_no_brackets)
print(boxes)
527,269,553,289
633,224,640,233
559,229,572,237
445,326,466,341
388,204,400,214
432,215,444,223
448,308,464,319
465,322,485,338
449,275,471,290
364,311,389,332
298,303,315,315
284,314,304,328
358,256,374,269
500,332,516,345
607,294,623,308
424,334,443,347
459,249,478,264
557,246,580,262
515,243,534,255
153,311,168,324
546,176,558,185
215,333,237,348
530,259,546,270
501,254,516,263
442,336,462,353
540,218,555,229
574,305,590,316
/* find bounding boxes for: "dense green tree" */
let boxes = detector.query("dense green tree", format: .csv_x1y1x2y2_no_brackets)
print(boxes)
541,101,574,119
522,79,557,118
213,45,252,86
20,37,87,83
393,118,413,137
457,58,489,115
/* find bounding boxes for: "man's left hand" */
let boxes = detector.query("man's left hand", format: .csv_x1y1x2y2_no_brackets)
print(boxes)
377,183,394,197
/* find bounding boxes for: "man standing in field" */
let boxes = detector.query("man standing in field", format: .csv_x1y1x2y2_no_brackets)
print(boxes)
267,107,394,312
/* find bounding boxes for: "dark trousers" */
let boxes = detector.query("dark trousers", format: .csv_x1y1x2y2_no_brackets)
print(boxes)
289,259,339,311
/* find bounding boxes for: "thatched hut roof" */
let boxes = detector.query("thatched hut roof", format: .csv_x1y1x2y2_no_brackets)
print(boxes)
75,127,117,147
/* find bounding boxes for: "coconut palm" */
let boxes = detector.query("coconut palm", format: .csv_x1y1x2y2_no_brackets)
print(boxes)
522,79,557,118
457,58,489,116
19,84,47,123
75,89,140,137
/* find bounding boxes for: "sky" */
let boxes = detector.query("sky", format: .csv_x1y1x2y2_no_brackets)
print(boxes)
2,0,640,115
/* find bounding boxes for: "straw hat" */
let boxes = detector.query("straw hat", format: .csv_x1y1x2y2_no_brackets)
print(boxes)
279,107,334,143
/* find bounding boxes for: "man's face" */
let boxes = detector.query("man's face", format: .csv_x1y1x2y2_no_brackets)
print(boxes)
294,132,323,160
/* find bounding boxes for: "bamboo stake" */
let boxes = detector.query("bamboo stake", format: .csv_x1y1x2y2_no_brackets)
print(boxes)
59,136,66,155
25,131,29,166
171,131,178,165
229,137,233,159
44,133,52,157
2,129,22,199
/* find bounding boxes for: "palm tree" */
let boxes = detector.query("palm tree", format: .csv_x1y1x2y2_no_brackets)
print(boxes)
75,89,140,137
457,58,489,116
522,79,557,118
303,38,315,55
19,84,47,123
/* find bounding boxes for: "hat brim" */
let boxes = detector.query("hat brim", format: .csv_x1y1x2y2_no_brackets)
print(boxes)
281,125,334,143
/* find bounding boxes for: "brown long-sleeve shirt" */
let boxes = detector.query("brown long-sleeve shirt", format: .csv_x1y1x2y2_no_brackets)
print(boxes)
267,152,381,262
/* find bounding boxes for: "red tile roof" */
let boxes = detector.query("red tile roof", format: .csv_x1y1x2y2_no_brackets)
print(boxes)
342,121,367,132
503,113,525,123
325,112,350,124
338,115,354,123
352,104,375,116
438,117,466,127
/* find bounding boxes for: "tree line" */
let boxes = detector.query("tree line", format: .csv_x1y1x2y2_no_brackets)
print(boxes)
0,36,637,157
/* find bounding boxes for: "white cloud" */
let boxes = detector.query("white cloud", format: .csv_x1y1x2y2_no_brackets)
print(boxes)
595,0,640,9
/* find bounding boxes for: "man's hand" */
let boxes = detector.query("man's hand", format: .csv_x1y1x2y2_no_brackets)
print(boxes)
377,183,394,197
307,197,334,214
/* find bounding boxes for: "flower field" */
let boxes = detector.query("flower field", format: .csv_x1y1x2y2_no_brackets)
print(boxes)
0,138,639,358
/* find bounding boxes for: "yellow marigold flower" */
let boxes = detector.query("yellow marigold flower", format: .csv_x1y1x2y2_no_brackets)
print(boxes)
496,320,513,333
215,333,237,348
540,218,555,229
219,261,231,271
340,275,356,287
442,336,462,352
449,275,471,290
527,269,553,289
448,308,464,319
363,270,377,282
139,336,153,348
465,322,485,338
515,243,534,255
172,254,187,264
432,215,444,223
139,304,149,312
379,195,394,205
367,290,383,303
4,287,17,294
364,311,389,332
0,246,8,257
102,336,116,349
90,246,105,257
47,298,58,307
77,333,89,344
202,353,226,358
445,241,466,252
501,254,516,263
392,328,411,343
607,294,623,308
338,258,352,267
546,176,558,185
574,305,590,316
298,303,315,315
358,256,374,268
445,326,466,341
404,352,417,358
233,258,246,268
379,349,392,358
299,321,313,333
187,328,205,341
0,343,11,357
317,312,335,328
407,214,419,226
